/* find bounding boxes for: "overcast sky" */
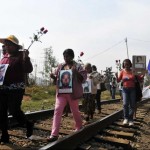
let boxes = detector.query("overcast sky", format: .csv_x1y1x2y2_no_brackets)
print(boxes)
1,0,150,73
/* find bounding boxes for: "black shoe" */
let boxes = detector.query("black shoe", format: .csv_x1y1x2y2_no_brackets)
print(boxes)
0,133,9,143
47,136,58,142
26,121,34,138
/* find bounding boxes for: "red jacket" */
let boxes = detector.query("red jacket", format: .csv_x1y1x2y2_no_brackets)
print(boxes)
0,52,33,85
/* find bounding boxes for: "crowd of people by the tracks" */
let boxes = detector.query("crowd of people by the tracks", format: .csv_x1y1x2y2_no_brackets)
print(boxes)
0,35,147,143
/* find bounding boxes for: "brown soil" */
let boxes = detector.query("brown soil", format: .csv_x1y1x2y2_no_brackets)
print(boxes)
133,102,150,150
138,115,150,149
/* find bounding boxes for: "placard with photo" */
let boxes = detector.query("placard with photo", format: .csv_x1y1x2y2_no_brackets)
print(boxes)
58,70,73,93
0,64,9,85
132,55,146,75
82,79,92,93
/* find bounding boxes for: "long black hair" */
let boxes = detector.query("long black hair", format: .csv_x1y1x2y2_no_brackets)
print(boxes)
122,59,132,68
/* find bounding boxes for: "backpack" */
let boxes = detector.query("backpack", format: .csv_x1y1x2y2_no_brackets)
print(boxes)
135,76,142,102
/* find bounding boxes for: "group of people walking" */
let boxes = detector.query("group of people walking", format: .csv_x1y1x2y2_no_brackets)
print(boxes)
0,35,144,144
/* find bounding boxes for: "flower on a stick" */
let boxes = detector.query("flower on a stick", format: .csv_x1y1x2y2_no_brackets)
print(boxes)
78,51,84,65
28,27,48,50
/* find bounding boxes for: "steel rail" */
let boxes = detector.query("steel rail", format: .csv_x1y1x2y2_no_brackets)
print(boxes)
8,99,121,126
39,98,149,150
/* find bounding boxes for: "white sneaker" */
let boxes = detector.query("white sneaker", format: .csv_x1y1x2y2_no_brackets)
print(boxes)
129,121,134,126
123,119,128,125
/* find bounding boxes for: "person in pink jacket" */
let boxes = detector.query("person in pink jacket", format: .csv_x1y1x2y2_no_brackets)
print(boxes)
47,48,87,142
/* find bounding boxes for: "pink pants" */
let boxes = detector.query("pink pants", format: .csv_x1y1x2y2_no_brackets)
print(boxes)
51,94,82,137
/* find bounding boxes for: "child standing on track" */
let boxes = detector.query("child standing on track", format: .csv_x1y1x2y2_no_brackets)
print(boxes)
82,63,100,123
91,65,102,114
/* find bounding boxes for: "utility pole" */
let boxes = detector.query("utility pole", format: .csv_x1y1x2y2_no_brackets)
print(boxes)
125,37,129,59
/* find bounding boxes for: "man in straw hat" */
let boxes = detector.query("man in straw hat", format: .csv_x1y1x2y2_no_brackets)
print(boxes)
0,35,34,143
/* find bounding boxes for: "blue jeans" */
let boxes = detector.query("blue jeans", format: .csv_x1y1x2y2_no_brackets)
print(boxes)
122,87,136,121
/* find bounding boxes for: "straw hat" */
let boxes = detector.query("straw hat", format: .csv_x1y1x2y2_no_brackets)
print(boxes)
0,35,22,48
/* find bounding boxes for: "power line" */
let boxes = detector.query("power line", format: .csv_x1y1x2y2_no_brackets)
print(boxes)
84,40,124,61
128,38,150,43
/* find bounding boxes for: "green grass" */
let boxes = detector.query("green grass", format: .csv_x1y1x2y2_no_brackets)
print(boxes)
22,86,120,112
22,98,55,112
25,85,56,100
22,85,56,112
101,90,120,100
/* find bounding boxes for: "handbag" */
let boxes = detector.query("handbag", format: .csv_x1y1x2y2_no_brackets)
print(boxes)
135,76,142,101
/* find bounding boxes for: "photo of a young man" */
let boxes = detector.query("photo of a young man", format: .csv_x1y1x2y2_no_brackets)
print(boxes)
60,71,71,88
59,70,72,93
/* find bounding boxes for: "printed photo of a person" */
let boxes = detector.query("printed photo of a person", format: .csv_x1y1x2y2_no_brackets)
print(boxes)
84,81,89,93
59,70,72,93
0,64,9,85
0,65,4,82
82,80,91,93
136,56,143,63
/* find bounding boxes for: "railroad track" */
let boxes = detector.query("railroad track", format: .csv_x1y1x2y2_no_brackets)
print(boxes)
8,99,121,127
40,98,149,150
0,98,149,149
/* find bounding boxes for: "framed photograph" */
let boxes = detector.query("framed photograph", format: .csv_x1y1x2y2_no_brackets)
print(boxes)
132,55,146,75
82,79,92,93
58,70,73,93
0,64,9,85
